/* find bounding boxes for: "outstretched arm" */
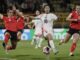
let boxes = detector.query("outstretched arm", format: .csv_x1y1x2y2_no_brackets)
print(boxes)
66,13,78,21
0,14,3,19
16,10,24,18
12,5,24,18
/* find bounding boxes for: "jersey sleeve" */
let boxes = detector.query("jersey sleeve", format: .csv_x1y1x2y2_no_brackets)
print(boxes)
51,14,58,20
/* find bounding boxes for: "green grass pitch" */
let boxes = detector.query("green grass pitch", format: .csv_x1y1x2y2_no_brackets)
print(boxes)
0,40,80,60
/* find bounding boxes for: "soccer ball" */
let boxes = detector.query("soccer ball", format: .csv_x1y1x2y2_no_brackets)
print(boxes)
43,46,50,55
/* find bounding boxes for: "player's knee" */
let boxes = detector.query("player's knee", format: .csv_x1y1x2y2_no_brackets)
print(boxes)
5,32,10,36
72,39,78,43
47,34,53,40
17,32,22,36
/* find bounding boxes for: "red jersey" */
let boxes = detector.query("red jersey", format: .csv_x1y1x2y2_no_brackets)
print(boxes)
17,17,24,30
70,11,80,30
2,16,17,32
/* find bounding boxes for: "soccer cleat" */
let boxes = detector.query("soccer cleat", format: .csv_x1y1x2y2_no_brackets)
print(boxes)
69,52,74,56
2,42,9,54
53,47,59,55
54,49,59,55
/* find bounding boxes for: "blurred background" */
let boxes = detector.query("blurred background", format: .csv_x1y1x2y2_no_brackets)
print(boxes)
0,0,80,29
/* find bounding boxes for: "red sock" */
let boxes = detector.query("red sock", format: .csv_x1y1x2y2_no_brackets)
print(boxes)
4,34,10,44
70,43,76,53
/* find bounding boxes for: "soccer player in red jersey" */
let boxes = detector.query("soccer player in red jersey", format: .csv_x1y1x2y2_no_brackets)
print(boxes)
16,10,24,41
0,9,18,53
12,6,24,41
59,5,80,56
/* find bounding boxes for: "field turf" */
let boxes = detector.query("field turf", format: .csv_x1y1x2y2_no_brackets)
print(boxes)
0,40,80,60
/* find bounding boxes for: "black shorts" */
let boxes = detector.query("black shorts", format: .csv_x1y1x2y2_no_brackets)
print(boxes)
17,29,23,33
5,30,17,40
67,27,80,35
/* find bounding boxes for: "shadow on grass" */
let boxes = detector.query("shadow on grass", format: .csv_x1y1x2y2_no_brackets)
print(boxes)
13,54,45,60
10,54,80,60
53,56,80,60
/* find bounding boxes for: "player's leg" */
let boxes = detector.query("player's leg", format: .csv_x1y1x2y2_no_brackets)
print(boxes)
33,35,42,48
43,27,58,54
2,30,10,49
38,35,43,48
7,40,17,50
37,30,43,48
31,35,36,45
35,35,40,48
59,28,73,45
7,32,17,50
17,30,23,42
59,33,71,45
31,29,43,48
46,33,58,55
70,33,79,56
31,29,37,45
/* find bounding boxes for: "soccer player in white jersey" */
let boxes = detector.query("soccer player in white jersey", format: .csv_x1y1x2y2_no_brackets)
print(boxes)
31,10,43,48
40,5,58,54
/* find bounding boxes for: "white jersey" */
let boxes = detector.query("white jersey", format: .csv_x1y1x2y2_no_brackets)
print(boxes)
41,13,58,27
32,16,42,29
32,15,43,35
40,13,58,36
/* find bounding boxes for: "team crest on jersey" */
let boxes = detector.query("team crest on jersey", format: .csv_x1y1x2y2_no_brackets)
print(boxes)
44,19,48,23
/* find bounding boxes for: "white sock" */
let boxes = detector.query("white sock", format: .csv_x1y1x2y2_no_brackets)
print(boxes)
38,38,43,47
49,40,57,53
35,36,40,48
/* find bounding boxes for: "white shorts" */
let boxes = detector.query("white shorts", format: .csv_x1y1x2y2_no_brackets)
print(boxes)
34,28,42,36
43,26,53,37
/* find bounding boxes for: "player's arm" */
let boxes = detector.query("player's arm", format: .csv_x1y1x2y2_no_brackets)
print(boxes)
28,20,35,29
25,20,33,25
16,10,24,18
24,20,33,26
66,13,77,21
29,16,34,19
12,5,24,18
0,14,3,19
51,14,58,21
24,22,32,29
31,23,35,29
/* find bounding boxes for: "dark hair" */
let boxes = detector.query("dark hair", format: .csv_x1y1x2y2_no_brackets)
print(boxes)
8,5,13,10
43,5,49,9
41,5,50,13
36,10,41,13
72,4,80,11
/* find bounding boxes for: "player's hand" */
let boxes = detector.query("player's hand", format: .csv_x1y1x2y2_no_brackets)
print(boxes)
12,5,16,11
